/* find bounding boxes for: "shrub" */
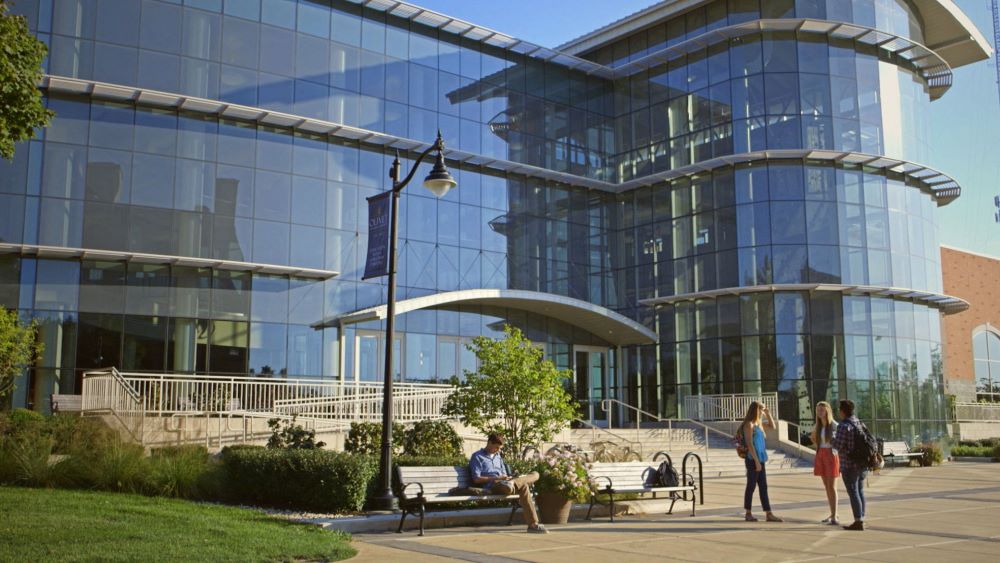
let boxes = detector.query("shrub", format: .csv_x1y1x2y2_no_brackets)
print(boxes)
74,439,149,493
0,433,73,487
402,420,463,457
266,417,326,449
345,421,404,455
951,445,993,458
147,445,214,499
993,444,1000,462
8,408,45,425
47,414,117,455
220,448,377,512
917,443,943,467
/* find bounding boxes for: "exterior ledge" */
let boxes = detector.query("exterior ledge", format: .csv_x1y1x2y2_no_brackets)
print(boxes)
0,243,338,280
639,283,970,314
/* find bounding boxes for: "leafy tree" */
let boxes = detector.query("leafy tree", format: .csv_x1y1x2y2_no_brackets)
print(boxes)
0,306,43,401
0,1,53,160
442,325,578,457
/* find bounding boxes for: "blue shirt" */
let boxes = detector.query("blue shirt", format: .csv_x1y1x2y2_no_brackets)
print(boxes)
752,425,768,463
469,448,509,490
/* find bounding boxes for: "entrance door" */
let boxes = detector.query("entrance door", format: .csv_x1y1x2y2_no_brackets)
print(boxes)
354,330,402,382
574,346,610,426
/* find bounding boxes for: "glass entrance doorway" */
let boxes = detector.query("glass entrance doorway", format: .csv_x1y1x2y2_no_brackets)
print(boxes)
574,346,611,426
354,330,401,382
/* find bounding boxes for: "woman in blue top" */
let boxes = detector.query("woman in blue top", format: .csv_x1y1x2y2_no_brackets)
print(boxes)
740,401,783,522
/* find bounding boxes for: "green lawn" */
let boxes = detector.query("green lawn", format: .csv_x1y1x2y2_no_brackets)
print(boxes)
0,486,355,562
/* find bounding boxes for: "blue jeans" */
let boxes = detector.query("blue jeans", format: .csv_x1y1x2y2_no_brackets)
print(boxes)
841,468,867,522
743,457,771,512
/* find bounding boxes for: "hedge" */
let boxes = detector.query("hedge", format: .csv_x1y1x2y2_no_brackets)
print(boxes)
220,447,378,512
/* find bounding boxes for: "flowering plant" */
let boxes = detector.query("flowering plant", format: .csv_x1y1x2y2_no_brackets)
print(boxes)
532,451,594,503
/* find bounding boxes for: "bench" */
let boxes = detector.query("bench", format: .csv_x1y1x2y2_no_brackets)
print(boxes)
50,394,83,413
881,441,922,467
586,453,701,522
396,465,527,536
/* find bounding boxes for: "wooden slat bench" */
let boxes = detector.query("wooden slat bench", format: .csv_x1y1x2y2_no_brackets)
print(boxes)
50,394,83,413
882,441,922,467
586,454,699,522
396,465,526,536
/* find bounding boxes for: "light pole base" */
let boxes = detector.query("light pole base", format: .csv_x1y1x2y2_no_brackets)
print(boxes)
368,492,399,512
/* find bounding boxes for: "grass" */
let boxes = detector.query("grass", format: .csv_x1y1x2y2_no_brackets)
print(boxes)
0,486,355,562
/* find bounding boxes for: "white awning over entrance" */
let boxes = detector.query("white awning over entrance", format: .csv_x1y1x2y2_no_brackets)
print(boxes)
314,289,657,346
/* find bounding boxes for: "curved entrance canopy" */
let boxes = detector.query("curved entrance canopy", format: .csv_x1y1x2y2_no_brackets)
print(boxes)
314,289,657,346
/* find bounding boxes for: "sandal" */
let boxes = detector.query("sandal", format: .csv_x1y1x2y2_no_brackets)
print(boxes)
766,514,784,522
745,513,758,522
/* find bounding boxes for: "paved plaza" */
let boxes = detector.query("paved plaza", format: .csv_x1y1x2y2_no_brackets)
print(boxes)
351,463,1000,562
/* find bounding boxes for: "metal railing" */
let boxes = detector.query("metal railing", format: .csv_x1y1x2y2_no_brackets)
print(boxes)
272,387,453,423
100,372,450,416
954,402,1000,422
571,417,646,460
684,393,779,422
81,368,145,441
600,398,728,461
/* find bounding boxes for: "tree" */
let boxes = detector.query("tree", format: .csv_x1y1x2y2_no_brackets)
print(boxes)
442,325,578,457
0,306,43,401
0,0,53,160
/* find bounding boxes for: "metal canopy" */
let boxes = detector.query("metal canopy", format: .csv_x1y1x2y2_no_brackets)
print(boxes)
313,289,658,346
0,243,339,280
639,283,970,315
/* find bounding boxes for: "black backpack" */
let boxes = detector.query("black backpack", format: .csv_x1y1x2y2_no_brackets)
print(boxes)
848,421,882,471
656,458,679,487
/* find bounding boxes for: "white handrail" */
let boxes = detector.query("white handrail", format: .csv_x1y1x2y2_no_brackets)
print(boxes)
81,368,145,442
954,402,1000,422
600,397,730,462
684,393,779,421
111,372,449,416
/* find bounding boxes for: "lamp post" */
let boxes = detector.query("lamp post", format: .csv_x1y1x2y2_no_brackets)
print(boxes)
371,132,457,511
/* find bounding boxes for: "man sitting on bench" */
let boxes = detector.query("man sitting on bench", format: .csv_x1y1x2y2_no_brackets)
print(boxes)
470,433,548,534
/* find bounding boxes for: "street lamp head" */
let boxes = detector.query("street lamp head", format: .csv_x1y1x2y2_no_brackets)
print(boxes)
423,149,457,198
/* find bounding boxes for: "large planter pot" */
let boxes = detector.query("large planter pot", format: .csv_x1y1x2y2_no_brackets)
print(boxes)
536,492,573,524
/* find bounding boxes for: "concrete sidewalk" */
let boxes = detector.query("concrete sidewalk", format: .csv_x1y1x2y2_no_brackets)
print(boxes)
349,463,1000,562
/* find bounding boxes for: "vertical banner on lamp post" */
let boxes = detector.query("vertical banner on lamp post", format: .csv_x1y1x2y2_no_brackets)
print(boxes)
362,191,392,280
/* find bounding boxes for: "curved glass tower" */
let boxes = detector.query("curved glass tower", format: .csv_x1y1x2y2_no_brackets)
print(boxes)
2,0,988,443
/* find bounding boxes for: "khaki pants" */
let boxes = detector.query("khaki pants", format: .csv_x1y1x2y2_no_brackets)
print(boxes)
492,471,540,527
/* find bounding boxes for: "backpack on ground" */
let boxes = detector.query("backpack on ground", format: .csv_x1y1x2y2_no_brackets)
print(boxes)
656,458,679,487
848,421,883,471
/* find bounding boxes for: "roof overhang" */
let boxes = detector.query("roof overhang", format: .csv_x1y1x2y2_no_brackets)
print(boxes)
314,289,658,346
558,0,990,70
0,243,338,280
639,283,970,315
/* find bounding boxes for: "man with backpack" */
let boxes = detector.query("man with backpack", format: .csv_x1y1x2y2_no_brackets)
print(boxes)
831,399,877,531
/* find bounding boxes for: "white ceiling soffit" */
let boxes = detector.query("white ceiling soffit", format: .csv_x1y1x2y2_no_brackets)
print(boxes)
314,289,658,346
639,283,970,314
557,0,990,70
0,243,338,280
40,77,962,204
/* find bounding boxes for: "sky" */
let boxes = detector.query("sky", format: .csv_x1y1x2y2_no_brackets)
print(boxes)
415,0,1000,258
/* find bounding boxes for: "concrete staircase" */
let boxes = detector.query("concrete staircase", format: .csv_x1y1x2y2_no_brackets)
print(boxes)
567,421,813,478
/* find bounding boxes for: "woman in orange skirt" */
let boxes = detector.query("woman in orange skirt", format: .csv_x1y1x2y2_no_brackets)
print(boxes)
812,401,840,525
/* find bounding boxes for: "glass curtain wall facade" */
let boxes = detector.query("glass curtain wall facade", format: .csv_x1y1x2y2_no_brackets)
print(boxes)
2,0,974,443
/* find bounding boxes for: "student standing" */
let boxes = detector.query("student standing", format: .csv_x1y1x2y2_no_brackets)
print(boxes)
811,401,840,525
740,401,783,522
831,399,867,531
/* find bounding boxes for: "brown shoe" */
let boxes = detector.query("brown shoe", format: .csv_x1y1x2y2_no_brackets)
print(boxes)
765,513,783,522
842,521,865,531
